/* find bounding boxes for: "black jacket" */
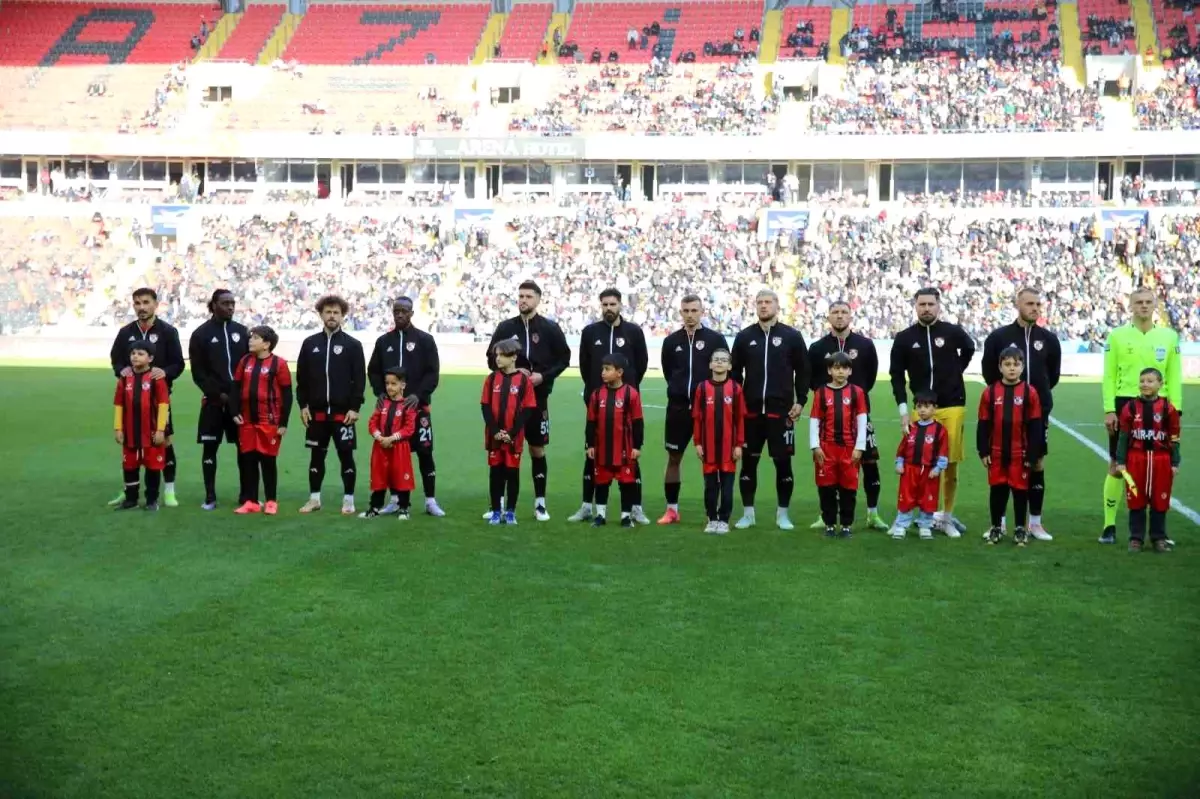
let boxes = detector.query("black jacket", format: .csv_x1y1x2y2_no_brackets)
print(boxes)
980,321,1061,414
889,320,976,408
730,321,810,415
486,314,571,402
579,317,649,398
111,318,185,390
296,328,366,415
808,331,879,411
661,325,729,405
188,318,250,401
367,325,441,405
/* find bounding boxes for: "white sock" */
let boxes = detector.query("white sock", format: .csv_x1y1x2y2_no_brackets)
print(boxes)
743,506,755,517
777,507,789,516
426,497,436,505
633,504,643,513
668,503,678,511
1030,514,1042,527
343,494,354,503
596,505,607,518
165,482,175,492
535,496,546,508
621,511,631,520
867,506,876,514
310,492,321,502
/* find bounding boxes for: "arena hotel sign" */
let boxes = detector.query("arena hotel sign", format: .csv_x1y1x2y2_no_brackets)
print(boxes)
415,137,586,160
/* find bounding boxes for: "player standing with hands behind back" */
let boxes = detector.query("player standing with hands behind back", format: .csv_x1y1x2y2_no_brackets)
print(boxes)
1115,367,1182,552
296,295,366,516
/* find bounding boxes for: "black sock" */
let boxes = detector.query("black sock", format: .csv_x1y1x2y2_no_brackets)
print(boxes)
818,486,838,525
163,444,177,484
719,471,735,522
202,441,220,502
838,487,856,526
989,484,1010,527
336,449,356,495
261,456,278,502
665,480,681,505
308,448,326,493
739,455,759,507
489,464,506,512
1130,507,1147,542
1013,489,1029,528
703,473,719,519
240,451,259,504
1149,509,1167,542
1029,470,1045,517
145,469,162,504
370,489,387,510
862,461,881,508
594,482,611,512
506,467,520,510
632,462,643,506
774,457,794,509
124,468,140,502
417,448,437,499
582,456,595,504
395,490,411,511
618,482,635,515
531,455,548,502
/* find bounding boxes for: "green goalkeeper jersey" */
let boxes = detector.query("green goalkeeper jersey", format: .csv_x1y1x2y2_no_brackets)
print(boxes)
1102,324,1183,414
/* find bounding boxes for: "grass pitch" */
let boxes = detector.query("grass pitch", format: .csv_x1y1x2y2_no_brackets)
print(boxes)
1,368,1198,798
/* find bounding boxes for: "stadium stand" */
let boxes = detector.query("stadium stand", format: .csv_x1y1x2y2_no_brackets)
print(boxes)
1154,0,1199,62
1077,0,1137,55
282,3,491,65
842,0,1059,60
557,1,763,64
1134,57,1200,128
0,63,187,132
496,3,553,62
215,4,285,64
779,5,832,60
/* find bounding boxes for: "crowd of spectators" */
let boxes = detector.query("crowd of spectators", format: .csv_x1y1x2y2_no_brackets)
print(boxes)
1159,1,1199,63
1134,58,1200,130
838,5,1058,64
1082,13,1136,54
809,57,1103,134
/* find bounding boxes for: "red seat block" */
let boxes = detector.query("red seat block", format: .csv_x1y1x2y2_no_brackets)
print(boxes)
284,4,491,65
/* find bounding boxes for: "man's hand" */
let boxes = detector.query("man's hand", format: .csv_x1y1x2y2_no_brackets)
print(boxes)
344,410,359,425
852,449,863,463
1173,466,1179,475
586,447,595,460
1104,412,1119,434
788,403,802,421
149,367,166,381
379,437,393,449
278,427,287,438
900,412,911,432
930,469,942,478
630,448,640,460
233,415,244,425
895,462,905,475
403,394,420,409
1034,457,1044,471
695,445,705,460
812,448,825,466
1114,463,1127,475
980,454,991,468
300,407,312,427
120,366,133,378
531,372,544,387
114,430,125,445
151,431,165,446
732,445,742,461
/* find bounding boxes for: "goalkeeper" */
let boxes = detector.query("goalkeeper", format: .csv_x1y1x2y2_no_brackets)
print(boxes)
1100,287,1183,544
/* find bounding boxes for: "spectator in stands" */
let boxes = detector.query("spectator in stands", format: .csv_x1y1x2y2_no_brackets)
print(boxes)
1135,58,1200,129
628,28,638,49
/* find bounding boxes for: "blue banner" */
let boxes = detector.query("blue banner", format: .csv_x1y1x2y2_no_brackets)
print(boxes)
454,208,494,225
764,210,809,236
1100,210,1149,240
150,205,190,237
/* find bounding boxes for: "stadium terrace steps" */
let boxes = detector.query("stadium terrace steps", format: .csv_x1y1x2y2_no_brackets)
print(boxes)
1130,0,1160,65
757,9,783,64
1058,1,1086,83
473,11,507,64
560,1,763,64
195,13,237,63
826,7,850,64
283,4,491,65
258,12,300,65
497,3,554,63
216,4,285,64
0,65,167,130
541,11,571,64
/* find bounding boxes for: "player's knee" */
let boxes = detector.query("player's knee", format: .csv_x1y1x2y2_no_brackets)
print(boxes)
530,446,545,458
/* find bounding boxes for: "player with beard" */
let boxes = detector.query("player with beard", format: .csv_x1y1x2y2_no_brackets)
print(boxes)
807,301,888,531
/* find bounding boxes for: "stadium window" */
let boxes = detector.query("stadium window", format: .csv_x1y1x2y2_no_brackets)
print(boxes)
963,161,998,192
793,164,811,201
436,163,462,184
744,163,768,185
682,163,709,184
207,161,232,182
812,162,839,195
288,161,316,184
380,163,406,184
410,161,433,183
232,160,256,182
997,161,1026,192
65,159,86,180
1039,160,1067,183
115,160,139,181
927,162,962,194
1066,160,1095,185
722,163,745,183
1174,158,1197,183
657,164,684,185
0,159,22,179
261,160,287,183
355,162,381,184
1143,159,1173,182
894,162,926,196
141,161,166,182
501,163,527,185
588,163,616,185
840,162,866,196
528,162,551,185
86,160,109,181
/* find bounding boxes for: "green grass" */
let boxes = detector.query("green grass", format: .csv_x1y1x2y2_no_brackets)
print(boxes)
1,368,1198,798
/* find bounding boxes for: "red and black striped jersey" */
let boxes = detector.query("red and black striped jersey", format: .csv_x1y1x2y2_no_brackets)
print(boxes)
1119,396,1181,454
692,378,746,464
232,353,293,426
369,397,417,440
113,371,169,449
586,383,644,467
977,381,1042,466
480,370,537,449
811,383,868,447
896,420,949,468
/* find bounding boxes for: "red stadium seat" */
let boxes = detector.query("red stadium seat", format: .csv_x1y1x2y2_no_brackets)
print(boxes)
217,4,285,64
283,4,491,65
496,3,552,62
560,1,763,64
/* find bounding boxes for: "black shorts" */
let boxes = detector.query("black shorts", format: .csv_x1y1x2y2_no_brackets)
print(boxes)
664,401,693,453
1108,397,1134,460
863,418,880,463
197,398,237,445
411,406,434,453
524,401,550,448
745,413,795,459
306,418,358,452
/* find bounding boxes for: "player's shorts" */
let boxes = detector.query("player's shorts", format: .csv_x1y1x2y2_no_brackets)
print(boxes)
862,417,880,463
664,401,693,453
524,401,550,448
595,463,637,485
487,447,522,469
238,423,283,457
305,414,357,452
987,458,1030,491
123,446,165,471
411,406,434,453
933,406,966,463
897,464,940,514
197,397,239,445
815,443,860,490
701,461,737,475
1108,397,1134,460
744,413,795,459
1124,449,1174,512
370,441,415,492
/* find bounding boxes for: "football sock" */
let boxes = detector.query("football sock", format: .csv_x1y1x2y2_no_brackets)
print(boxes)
594,482,611,514
773,457,794,508
370,489,386,511
416,448,437,499
394,491,411,512
261,457,278,502
489,464,506,512
1149,509,1167,542
240,451,259,504
818,486,838,526
632,462,643,507
163,445,177,484
144,469,162,504
202,441,220,501
739,455,759,507
308,449,326,493
1013,489,1029,528
719,471,735,522
1029,470,1045,517
941,463,959,514
1129,507,1147,542
862,461,882,509
664,480,681,506
838,487,856,526
505,467,520,510
989,484,1010,528
1103,474,1123,528
531,456,548,501
581,457,595,504
703,473,719,520
336,450,356,495
124,468,140,502
619,482,635,515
